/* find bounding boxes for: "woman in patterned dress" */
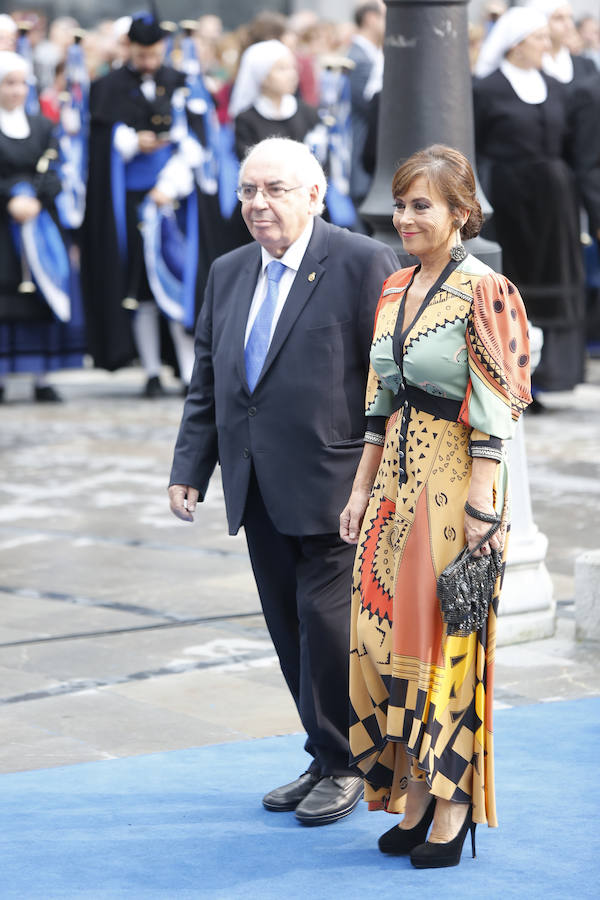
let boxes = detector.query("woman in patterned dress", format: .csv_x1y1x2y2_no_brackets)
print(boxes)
339,145,532,868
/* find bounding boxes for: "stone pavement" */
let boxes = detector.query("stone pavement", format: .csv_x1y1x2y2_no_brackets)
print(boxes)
0,361,599,774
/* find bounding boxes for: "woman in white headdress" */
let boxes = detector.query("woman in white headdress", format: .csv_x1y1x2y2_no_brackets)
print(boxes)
473,7,594,395
0,51,85,403
230,39,322,162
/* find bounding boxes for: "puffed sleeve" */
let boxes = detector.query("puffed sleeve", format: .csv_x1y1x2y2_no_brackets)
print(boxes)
458,272,532,456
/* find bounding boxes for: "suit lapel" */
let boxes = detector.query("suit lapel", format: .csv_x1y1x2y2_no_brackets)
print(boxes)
233,249,262,391
255,217,330,387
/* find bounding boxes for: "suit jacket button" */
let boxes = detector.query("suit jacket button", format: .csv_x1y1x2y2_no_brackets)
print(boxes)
242,448,250,459
248,406,256,416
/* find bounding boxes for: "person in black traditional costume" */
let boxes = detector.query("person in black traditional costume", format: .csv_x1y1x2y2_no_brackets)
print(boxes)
0,51,85,403
83,12,217,397
230,39,324,163
527,0,600,356
473,6,597,395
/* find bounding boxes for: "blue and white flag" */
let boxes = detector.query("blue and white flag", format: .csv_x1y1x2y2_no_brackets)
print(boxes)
55,39,89,230
319,68,356,228
16,28,39,115
178,29,239,218
10,206,71,322
139,197,198,328
179,32,221,198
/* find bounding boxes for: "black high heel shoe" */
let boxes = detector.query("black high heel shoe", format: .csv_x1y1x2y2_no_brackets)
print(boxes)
410,805,476,869
378,797,436,855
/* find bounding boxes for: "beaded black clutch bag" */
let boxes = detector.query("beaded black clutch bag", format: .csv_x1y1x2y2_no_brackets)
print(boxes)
437,504,503,636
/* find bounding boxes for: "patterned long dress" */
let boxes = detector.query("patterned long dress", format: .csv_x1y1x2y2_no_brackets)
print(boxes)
349,254,532,827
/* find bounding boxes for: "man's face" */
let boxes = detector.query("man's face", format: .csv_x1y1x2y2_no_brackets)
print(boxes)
366,5,386,45
548,5,574,48
240,151,319,258
129,40,165,75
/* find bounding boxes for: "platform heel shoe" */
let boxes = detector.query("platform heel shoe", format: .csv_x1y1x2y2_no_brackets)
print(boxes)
378,797,435,855
410,806,476,869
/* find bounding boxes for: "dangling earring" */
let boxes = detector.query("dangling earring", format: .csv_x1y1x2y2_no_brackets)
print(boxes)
449,222,467,262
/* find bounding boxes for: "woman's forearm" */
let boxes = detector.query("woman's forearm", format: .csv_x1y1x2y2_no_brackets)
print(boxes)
467,456,498,513
351,441,384,495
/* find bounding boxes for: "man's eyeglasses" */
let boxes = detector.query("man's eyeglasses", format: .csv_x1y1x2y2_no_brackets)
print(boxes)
236,184,304,202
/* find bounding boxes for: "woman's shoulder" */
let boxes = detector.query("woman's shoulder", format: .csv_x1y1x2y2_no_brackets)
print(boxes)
444,256,512,300
235,105,260,123
296,99,320,125
21,114,53,143
381,266,417,293
456,254,496,282
473,68,508,96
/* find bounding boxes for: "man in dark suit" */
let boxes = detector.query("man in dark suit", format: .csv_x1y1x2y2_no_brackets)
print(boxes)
347,1,386,209
168,137,397,826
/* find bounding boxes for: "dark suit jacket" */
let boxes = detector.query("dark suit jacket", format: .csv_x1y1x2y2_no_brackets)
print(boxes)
347,39,376,203
169,215,398,535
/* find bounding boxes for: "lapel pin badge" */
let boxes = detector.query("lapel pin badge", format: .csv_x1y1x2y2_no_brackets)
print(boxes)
308,272,316,282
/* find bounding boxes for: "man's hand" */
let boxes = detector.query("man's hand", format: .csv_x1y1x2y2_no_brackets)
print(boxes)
168,484,199,522
137,130,168,154
148,187,171,207
8,195,42,223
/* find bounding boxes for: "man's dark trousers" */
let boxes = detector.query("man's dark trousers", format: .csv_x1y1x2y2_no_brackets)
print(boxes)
244,469,357,776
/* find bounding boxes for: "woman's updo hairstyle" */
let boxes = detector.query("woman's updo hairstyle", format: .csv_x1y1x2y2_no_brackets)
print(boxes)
391,144,483,240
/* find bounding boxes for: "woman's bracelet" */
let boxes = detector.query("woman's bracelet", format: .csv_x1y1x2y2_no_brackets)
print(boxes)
464,500,500,524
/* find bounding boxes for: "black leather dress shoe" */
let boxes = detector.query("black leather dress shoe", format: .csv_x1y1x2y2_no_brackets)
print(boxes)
295,775,364,826
34,385,62,403
143,376,165,398
262,772,320,811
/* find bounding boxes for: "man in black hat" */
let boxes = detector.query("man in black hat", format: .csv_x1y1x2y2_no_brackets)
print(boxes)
83,12,201,395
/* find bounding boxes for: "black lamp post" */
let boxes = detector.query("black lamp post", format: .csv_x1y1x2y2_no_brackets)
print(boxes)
361,0,501,269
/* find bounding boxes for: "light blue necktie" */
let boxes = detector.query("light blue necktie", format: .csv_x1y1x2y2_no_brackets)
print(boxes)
245,260,286,392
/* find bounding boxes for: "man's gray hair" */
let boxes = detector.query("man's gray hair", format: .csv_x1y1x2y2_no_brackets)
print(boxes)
239,138,328,215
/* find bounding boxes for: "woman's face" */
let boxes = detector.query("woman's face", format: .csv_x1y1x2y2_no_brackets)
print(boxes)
511,27,551,69
392,175,457,261
261,53,298,98
0,70,28,111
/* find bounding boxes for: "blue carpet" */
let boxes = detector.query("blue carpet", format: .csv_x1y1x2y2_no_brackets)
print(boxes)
1,698,599,899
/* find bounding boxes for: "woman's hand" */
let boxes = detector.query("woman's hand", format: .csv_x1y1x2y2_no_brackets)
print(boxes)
464,504,503,558
340,488,371,545
466,456,505,558
340,441,383,544
8,195,42,223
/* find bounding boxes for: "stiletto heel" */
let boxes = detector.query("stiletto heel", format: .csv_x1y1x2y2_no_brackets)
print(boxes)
378,797,435,855
410,805,475,869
